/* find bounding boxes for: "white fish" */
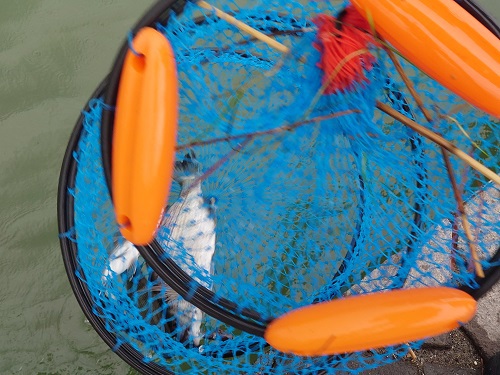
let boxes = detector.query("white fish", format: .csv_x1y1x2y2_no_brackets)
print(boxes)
159,150,217,347
102,240,140,282
102,150,216,347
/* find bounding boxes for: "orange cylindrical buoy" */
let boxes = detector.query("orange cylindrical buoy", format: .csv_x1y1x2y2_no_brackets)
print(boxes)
265,287,476,356
112,27,178,245
351,0,500,118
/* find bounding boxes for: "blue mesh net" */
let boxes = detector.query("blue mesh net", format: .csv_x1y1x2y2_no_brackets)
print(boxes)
61,0,500,373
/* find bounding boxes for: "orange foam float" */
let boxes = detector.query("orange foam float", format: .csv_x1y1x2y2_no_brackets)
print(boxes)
351,0,500,118
112,27,178,245
265,287,476,356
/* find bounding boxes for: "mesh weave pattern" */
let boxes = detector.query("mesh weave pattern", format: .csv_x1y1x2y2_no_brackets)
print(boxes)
64,1,500,373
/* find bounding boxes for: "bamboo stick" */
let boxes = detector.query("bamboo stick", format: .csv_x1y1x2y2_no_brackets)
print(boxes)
442,149,485,277
376,101,500,188
197,1,290,54
384,48,485,277
177,110,359,150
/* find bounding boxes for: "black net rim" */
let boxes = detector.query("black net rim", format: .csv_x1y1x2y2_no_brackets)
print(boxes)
100,0,275,337
455,0,500,38
97,0,428,335
58,77,175,375
97,0,500,335
58,0,500,373
57,2,188,373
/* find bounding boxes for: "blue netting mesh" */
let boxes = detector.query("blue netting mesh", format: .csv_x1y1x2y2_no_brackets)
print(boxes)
62,0,500,373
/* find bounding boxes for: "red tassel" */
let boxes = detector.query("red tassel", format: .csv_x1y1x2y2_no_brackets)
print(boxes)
313,5,379,94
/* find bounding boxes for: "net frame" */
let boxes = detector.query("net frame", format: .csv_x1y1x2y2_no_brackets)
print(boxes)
57,0,500,373
100,0,500,332
58,78,174,375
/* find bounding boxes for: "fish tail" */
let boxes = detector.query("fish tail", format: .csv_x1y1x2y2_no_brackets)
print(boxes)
103,240,140,278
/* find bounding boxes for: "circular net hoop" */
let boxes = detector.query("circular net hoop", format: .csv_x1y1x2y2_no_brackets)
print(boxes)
58,0,500,374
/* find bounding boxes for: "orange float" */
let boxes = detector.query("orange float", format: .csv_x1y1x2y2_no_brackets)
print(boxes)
112,27,178,245
351,0,500,118
265,287,476,356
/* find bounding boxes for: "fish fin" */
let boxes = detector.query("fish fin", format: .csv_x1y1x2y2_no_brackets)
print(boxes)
105,240,140,277
164,287,179,304
174,150,202,183
203,196,217,228
126,260,138,281
205,196,217,216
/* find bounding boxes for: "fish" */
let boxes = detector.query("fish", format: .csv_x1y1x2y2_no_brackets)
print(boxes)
158,149,217,347
102,240,140,283
102,150,217,348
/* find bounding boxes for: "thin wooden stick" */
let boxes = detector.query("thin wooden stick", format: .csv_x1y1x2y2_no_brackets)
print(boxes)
177,109,360,150
442,149,485,277
385,48,484,277
197,1,290,54
451,147,474,273
406,345,417,361
376,101,500,187
385,49,433,122
451,214,460,272
434,109,488,157
183,136,253,196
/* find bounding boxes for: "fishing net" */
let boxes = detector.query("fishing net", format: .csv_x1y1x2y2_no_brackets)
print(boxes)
58,0,500,374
